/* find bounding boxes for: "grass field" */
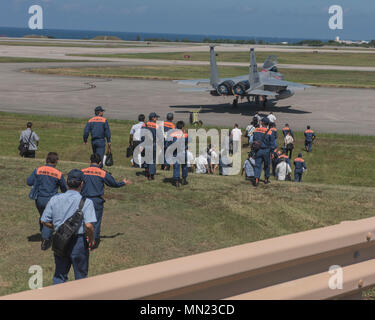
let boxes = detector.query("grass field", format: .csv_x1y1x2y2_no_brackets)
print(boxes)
27,65,375,88
68,51,375,67
0,112,375,296
0,57,94,63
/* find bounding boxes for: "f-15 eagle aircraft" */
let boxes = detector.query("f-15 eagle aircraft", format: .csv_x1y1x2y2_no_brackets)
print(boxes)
174,46,312,108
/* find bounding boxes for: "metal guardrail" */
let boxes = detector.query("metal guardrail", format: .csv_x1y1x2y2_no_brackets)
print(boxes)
3,217,375,300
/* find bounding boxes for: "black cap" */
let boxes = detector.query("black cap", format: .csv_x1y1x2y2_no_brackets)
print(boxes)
67,169,84,182
95,106,105,113
298,153,302,158
261,117,270,125
149,112,160,120
166,113,174,121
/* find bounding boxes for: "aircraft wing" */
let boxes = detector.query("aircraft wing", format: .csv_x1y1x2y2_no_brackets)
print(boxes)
173,79,210,85
262,77,313,89
247,89,277,97
178,87,212,92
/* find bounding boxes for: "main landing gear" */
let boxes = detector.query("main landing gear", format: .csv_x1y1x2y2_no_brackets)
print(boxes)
232,96,239,108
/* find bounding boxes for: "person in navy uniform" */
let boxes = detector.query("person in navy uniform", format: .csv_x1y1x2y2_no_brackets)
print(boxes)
161,113,176,171
81,154,131,248
282,124,294,139
252,118,274,187
41,169,97,284
304,125,316,152
294,153,307,182
143,112,162,181
83,106,111,165
27,152,67,250
169,121,189,187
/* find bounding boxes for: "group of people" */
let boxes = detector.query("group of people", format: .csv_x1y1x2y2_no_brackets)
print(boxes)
20,105,316,284
242,112,315,186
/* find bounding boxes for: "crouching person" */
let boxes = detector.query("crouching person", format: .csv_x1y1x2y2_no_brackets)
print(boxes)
41,169,97,285
241,152,256,184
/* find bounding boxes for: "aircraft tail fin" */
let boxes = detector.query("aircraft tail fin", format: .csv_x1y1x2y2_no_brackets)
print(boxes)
210,45,220,88
249,48,261,90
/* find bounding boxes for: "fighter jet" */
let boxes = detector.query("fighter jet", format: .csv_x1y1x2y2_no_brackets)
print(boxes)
174,46,312,108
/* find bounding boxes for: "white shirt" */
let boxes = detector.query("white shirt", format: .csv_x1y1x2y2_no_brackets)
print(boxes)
276,161,292,181
20,128,39,151
194,155,208,173
267,114,277,123
210,149,219,164
187,151,194,167
245,125,255,137
130,122,144,141
231,128,242,141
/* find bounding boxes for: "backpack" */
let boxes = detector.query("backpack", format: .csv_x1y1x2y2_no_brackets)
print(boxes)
52,197,86,257
18,131,33,157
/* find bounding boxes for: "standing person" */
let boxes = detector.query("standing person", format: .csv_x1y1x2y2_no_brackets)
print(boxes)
245,121,256,146
186,149,195,173
27,152,67,250
241,152,256,184
271,148,281,177
231,124,242,155
143,112,162,180
169,121,189,187
129,114,145,167
19,122,39,158
83,106,111,166
209,145,219,174
267,112,277,124
284,132,294,159
252,118,274,186
294,153,307,182
81,154,131,247
161,113,176,171
304,125,316,152
41,169,97,285
253,112,262,124
282,124,294,139
275,158,292,181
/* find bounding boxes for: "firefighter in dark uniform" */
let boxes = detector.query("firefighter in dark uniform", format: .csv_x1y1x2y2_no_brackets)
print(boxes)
143,112,162,181
282,124,295,139
304,125,316,152
252,118,274,187
81,154,131,248
169,121,189,187
294,153,307,182
83,106,111,165
27,152,67,250
161,113,176,171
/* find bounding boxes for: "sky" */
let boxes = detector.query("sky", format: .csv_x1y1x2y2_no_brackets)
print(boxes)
0,0,374,40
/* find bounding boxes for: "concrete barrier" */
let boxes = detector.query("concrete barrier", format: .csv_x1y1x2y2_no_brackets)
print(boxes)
3,217,375,300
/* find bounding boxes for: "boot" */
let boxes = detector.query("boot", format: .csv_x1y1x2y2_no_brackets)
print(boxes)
264,177,271,184
253,178,259,187
173,179,180,187
182,178,188,185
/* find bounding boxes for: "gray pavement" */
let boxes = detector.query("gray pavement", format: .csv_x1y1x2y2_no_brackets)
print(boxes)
0,62,375,135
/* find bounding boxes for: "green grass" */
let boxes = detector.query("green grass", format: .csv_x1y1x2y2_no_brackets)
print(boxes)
0,57,95,63
0,41,152,49
27,65,375,88
68,51,375,67
1,112,375,296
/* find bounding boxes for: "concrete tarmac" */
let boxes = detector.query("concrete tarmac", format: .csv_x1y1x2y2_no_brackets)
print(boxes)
1,62,375,135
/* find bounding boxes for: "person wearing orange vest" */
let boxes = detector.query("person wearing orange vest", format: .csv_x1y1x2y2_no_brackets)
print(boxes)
83,106,111,166
294,153,307,182
81,154,131,247
304,125,316,152
161,113,176,171
168,121,189,187
27,152,67,250
143,112,162,180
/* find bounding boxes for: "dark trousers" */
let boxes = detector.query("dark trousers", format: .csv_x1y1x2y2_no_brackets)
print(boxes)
89,197,105,240
254,149,270,179
305,141,312,152
294,172,303,182
173,161,188,180
35,196,53,240
24,150,35,158
53,235,89,284
92,139,106,162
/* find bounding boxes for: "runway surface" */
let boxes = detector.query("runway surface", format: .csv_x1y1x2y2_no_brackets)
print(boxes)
1,62,375,135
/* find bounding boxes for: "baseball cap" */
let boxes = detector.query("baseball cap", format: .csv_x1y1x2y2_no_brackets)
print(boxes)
149,112,160,120
166,113,174,121
95,106,105,113
261,117,270,125
67,169,84,182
